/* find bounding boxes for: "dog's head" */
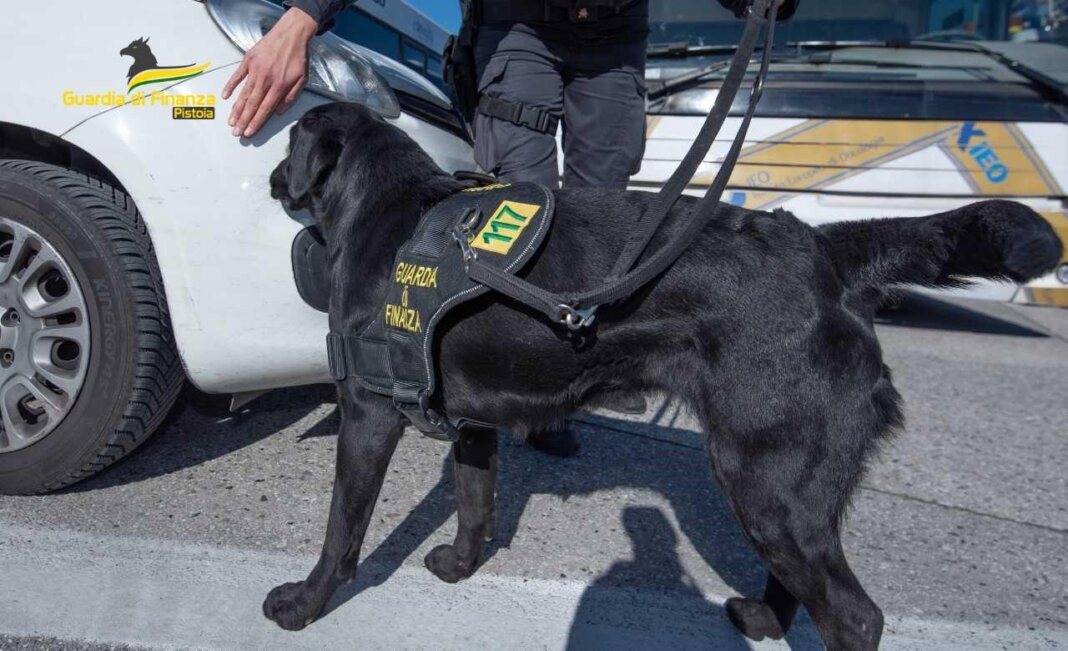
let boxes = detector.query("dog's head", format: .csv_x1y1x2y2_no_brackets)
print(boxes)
270,103,384,213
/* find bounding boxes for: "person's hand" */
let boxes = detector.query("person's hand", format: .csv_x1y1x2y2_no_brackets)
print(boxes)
222,7,318,137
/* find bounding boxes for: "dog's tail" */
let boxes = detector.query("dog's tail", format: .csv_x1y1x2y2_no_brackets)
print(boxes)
820,199,1063,292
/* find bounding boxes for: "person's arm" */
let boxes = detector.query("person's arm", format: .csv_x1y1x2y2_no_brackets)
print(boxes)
282,0,350,29
222,1,350,137
717,0,799,20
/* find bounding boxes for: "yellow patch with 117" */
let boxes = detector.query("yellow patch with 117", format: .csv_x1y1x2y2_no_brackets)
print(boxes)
470,200,541,255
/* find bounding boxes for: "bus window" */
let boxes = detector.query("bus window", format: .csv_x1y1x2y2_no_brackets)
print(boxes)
426,54,444,83
402,39,428,73
334,8,401,60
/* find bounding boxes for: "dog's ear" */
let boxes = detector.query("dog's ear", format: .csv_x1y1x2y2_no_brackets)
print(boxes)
286,119,344,202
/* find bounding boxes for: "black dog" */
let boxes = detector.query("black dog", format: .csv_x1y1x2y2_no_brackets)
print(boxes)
264,103,1061,649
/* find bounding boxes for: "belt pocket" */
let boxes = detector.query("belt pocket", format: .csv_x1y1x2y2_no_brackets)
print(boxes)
625,69,648,175
477,55,510,95
630,68,647,99
474,55,511,173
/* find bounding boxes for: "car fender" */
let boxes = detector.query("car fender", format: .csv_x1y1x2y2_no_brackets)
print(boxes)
5,0,477,393
63,66,475,393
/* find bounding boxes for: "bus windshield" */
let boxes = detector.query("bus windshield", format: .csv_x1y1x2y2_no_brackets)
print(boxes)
649,0,1068,47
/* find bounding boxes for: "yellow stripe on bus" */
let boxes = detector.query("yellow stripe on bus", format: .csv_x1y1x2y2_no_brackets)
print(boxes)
687,119,1063,210
1023,288,1068,307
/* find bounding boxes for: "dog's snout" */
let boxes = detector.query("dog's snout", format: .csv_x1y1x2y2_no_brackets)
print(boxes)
269,161,289,200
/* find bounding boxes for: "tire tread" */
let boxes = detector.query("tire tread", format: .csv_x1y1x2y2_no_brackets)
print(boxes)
0,160,184,494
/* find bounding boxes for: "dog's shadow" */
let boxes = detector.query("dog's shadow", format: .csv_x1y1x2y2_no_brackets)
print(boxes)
321,416,821,649
875,291,1049,337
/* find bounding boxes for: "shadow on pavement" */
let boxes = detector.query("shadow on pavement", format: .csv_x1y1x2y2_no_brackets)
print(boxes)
61,383,336,493
875,292,1047,337
68,378,827,646
564,506,749,650
320,416,821,647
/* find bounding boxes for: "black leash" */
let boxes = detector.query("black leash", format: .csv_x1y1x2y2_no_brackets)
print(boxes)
461,0,781,329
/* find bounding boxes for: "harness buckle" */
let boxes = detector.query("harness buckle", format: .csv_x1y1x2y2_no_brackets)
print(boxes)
422,408,462,442
453,208,482,267
557,304,597,331
394,391,461,442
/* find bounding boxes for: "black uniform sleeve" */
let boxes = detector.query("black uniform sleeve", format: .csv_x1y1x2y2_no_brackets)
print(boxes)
717,0,799,20
283,0,353,31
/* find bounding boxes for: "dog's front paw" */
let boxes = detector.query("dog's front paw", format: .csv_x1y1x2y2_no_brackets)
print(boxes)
726,597,787,641
424,544,476,583
263,581,323,631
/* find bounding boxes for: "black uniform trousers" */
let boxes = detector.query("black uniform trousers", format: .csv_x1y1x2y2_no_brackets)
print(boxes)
473,9,649,189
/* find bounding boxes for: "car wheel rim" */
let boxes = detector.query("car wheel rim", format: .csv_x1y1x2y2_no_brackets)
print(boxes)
0,217,91,453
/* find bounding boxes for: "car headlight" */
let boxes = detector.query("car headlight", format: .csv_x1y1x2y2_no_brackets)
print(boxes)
206,0,400,119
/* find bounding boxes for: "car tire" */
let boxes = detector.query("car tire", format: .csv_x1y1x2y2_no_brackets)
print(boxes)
0,160,183,494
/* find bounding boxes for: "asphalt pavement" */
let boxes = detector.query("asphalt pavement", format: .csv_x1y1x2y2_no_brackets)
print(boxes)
0,292,1065,650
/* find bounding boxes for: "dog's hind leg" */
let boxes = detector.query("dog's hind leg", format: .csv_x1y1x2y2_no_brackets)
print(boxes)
262,386,404,631
700,420,883,650
424,428,498,582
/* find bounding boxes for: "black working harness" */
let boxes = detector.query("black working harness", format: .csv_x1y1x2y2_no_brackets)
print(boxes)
328,182,555,441
330,0,784,442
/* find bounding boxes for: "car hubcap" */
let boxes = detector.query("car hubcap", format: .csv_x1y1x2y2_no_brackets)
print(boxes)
0,218,90,453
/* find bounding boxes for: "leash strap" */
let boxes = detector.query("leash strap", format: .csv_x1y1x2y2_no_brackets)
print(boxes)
463,0,781,328
599,0,777,285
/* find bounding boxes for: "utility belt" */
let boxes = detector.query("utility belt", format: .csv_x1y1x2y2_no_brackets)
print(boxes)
480,0,645,26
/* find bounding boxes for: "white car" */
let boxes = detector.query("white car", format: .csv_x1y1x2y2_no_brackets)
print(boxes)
0,0,474,493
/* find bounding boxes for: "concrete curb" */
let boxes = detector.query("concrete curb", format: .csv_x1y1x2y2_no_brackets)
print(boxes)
0,522,1064,650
